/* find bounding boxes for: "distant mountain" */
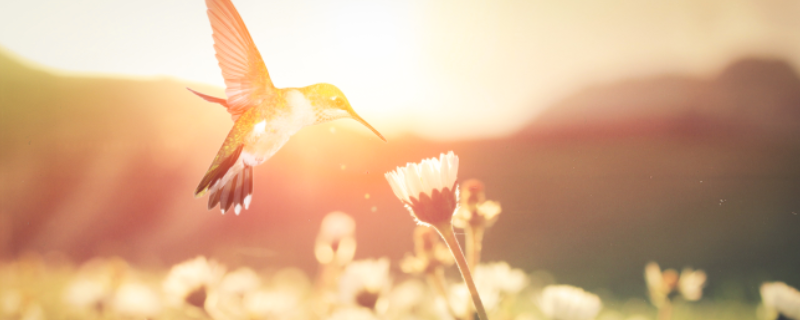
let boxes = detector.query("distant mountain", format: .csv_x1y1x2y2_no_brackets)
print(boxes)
525,58,800,138
2,49,799,299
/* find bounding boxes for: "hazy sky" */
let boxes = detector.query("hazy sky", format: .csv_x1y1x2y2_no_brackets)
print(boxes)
1,0,799,140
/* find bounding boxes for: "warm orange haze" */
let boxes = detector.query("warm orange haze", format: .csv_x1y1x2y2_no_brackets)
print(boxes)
1,0,800,319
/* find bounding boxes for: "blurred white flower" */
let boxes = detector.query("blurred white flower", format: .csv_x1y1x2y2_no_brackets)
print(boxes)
761,282,800,320
1,289,44,320
64,277,110,311
386,279,426,315
1,290,23,316
476,262,529,295
450,281,497,318
514,313,542,320
318,211,356,242
112,281,162,318
400,226,453,275
477,201,502,223
453,179,502,229
63,258,128,313
315,212,357,266
326,306,379,320
645,262,706,306
339,258,391,310
644,262,677,307
162,256,226,309
449,261,529,316
595,310,625,320
678,268,706,301
538,285,602,320
244,288,300,318
18,303,44,320
217,267,261,294
385,151,460,227
206,267,261,320
244,268,310,319
272,267,312,295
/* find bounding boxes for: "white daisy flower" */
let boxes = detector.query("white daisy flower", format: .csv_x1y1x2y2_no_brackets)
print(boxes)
206,267,262,320
386,152,489,320
646,262,706,306
245,267,311,319
318,211,356,242
644,262,678,307
2,289,44,320
315,211,357,265
450,262,529,315
386,279,426,315
385,151,459,227
217,267,261,294
339,258,392,310
678,268,706,301
112,281,162,318
1,290,23,316
64,277,111,311
453,179,502,229
476,262,529,296
450,281,499,318
761,282,800,320
538,285,602,320
326,306,380,320
162,256,226,309
400,226,453,275
244,289,301,319
63,258,128,313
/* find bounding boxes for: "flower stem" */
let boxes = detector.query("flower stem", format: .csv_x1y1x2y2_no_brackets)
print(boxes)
465,224,485,269
434,223,489,320
657,300,672,320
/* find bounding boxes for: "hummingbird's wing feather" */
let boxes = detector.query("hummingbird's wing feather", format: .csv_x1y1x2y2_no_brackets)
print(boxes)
196,111,261,214
195,141,243,198
194,114,255,198
206,0,274,121
208,184,222,210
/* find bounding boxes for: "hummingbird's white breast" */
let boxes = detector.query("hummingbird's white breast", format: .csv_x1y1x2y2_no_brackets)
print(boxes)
240,89,316,167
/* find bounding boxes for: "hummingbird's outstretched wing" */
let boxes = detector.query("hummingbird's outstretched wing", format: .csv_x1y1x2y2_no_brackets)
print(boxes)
194,124,245,199
206,0,275,120
194,114,257,215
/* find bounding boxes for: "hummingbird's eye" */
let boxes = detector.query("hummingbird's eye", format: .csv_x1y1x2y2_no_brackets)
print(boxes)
331,96,344,107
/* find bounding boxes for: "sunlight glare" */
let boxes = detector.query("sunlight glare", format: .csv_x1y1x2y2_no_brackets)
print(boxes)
327,1,420,135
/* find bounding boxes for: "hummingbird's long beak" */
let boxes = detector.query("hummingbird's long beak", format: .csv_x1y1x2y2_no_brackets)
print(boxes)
350,112,387,142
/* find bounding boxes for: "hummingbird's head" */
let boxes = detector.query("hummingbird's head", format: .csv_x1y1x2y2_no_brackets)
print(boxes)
302,83,387,142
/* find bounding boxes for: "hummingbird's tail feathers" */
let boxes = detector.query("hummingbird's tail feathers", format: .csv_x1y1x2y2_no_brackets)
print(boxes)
208,165,254,215
219,173,237,214
194,144,244,198
187,87,228,106
208,184,222,210
242,165,253,208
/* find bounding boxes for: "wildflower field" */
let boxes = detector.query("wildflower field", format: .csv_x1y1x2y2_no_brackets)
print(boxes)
2,153,797,320
0,212,789,320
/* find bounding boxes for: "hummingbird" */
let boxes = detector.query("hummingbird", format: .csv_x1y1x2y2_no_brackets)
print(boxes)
189,0,386,215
